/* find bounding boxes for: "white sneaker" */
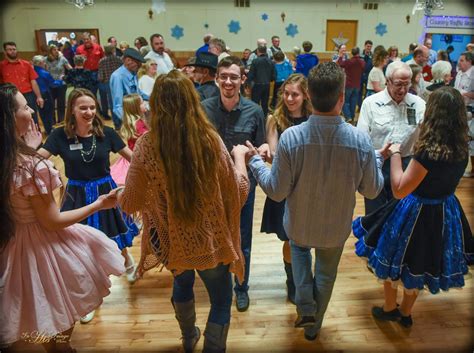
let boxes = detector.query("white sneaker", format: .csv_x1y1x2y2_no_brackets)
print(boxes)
125,253,137,283
463,171,473,178
80,310,95,324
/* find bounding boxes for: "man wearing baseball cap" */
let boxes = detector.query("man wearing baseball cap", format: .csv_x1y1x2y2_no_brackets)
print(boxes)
110,48,147,129
187,51,220,101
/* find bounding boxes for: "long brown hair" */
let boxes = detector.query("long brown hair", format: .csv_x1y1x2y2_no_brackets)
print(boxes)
270,74,312,132
414,86,468,162
63,88,105,139
149,70,222,223
0,84,42,250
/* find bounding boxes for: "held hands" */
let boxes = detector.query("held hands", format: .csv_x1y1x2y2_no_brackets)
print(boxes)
94,187,124,210
388,143,402,157
257,143,271,162
23,119,43,149
377,142,393,160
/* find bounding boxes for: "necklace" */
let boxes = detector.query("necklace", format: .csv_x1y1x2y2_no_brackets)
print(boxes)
75,134,97,163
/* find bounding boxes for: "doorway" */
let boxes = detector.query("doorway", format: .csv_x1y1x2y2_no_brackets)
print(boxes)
326,20,358,52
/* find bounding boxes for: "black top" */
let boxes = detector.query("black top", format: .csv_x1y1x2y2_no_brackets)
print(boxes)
197,80,220,101
202,95,266,152
43,126,125,180
247,56,276,84
277,116,309,136
413,152,467,198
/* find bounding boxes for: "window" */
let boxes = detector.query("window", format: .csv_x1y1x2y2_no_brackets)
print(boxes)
234,0,250,7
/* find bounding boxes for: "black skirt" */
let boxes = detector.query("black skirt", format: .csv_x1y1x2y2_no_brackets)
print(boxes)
353,194,474,294
62,175,139,250
260,197,288,241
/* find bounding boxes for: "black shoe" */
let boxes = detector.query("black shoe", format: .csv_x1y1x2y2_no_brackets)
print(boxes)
294,315,316,328
399,314,413,328
235,291,249,312
284,261,296,305
371,306,401,322
304,331,318,341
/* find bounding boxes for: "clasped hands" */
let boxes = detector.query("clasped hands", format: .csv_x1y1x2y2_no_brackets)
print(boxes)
378,142,402,160
231,141,270,164
95,187,124,210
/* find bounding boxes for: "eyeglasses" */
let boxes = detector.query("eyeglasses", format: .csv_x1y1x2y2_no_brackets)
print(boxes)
218,74,241,82
389,79,411,89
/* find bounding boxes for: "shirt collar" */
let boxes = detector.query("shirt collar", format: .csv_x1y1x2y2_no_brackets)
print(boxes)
309,114,344,124
217,94,243,112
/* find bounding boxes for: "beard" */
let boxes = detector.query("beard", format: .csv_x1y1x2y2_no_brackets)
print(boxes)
6,52,17,60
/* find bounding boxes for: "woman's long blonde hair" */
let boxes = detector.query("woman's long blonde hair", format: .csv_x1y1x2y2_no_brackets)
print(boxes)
149,70,222,223
270,74,312,132
120,94,143,142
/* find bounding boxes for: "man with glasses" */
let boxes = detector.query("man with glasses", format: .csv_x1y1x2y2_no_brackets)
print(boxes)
357,61,426,214
202,56,267,312
406,45,432,90
110,48,147,130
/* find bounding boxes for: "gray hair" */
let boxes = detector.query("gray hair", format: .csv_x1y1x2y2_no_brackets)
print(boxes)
385,60,412,80
431,60,452,81
32,55,46,65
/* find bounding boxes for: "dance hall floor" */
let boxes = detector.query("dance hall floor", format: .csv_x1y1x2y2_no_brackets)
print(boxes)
15,130,474,353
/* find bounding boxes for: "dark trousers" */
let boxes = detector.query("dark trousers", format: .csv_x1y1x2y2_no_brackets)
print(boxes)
364,156,411,214
271,81,284,109
234,182,256,293
173,264,233,325
51,84,67,123
251,83,270,116
38,90,54,135
98,81,112,119
23,91,39,126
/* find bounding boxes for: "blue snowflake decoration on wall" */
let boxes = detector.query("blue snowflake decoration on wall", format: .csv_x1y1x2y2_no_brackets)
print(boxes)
228,20,241,34
171,25,184,40
375,23,387,36
286,23,299,38
261,13,269,21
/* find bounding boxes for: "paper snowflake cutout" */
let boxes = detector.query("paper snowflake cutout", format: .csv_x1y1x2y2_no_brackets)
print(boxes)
171,25,184,40
261,13,269,21
228,20,241,34
286,23,299,38
375,23,387,36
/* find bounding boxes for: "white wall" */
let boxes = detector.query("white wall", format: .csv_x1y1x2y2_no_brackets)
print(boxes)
1,0,472,53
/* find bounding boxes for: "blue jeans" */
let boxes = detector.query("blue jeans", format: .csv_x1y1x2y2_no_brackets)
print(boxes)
290,241,344,336
234,181,256,293
24,91,39,126
172,263,233,325
51,84,67,123
343,87,360,120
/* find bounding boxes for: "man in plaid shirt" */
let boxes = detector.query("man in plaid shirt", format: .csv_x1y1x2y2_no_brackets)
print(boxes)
98,44,123,121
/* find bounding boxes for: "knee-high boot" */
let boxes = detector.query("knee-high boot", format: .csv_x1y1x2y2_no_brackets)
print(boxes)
203,322,230,353
171,299,201,353
284,260,296,305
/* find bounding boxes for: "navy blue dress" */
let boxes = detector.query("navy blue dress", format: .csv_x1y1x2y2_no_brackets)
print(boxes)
260,116,308,241
352,152,473,294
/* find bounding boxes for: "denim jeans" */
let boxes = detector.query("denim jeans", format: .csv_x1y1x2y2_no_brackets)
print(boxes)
172,263,233,325
234,181,256,293
290,241,344,336
38,90,54,135
98,81,113,119
24,91,39,125
51,84,67,123
342,87,360,120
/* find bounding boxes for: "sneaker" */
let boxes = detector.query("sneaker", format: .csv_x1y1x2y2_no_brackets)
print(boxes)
399,314,413,328
125,253,136,283
80,310,95,324
371,306,401,322
235,291,250,312
463,171,473,178
294,315,316,328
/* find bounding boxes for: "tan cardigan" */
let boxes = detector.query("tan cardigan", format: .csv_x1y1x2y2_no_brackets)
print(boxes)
119,133,249,283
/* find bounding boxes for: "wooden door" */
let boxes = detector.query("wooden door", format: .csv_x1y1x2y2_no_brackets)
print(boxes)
326,20,358,51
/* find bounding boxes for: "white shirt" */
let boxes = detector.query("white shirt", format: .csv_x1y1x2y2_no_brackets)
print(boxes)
357,89,426,157
138,75,156,97
144,51,174,75
454,66,474,107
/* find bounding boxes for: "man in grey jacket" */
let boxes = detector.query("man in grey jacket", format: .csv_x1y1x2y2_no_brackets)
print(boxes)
239,62,388,341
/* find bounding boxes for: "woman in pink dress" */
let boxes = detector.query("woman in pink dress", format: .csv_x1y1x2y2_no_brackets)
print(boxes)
0,83,125,352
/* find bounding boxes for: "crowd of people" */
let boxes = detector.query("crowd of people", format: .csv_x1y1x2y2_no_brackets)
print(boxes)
0,29,473,353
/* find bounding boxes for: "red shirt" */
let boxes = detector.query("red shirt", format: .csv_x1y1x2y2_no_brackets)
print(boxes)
337,56,365,88
0,59,38,93
422,65,433,82
76,43,104,71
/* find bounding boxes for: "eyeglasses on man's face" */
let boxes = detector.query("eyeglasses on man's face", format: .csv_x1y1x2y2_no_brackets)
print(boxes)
217,74,241,82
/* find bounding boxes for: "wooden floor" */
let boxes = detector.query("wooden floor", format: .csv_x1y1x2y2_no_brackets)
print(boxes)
14,126,474,352
45,148,474,353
